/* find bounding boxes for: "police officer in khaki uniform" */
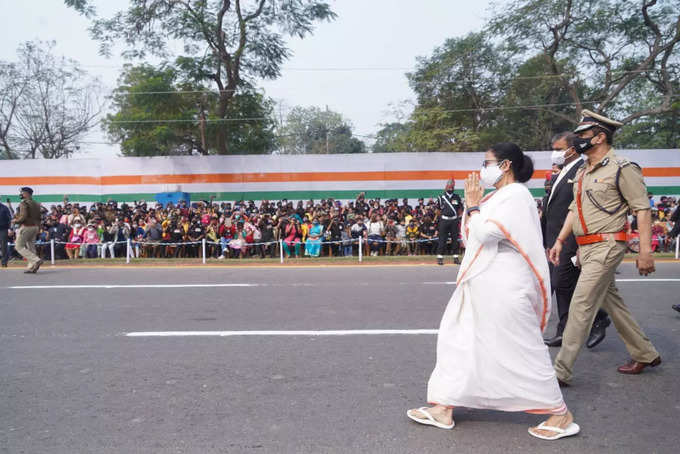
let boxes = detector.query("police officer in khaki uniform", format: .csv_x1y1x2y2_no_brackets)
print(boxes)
549,110,660,385
12,187,44,273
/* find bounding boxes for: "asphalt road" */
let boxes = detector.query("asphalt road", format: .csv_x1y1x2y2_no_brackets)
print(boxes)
1,263,679,453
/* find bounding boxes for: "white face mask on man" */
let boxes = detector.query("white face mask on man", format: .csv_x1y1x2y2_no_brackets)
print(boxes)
551,150,567,166
480,161,505,188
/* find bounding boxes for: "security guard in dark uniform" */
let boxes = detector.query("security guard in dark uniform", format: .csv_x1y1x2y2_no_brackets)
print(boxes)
549,110,661,385
13,187,43,273
436,179,462,265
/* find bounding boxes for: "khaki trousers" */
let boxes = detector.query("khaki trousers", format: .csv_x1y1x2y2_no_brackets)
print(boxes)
15,226,40,269
554,239,659,383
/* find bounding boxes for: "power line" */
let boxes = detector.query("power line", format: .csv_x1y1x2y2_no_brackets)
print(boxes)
79,64,663,77
100,94,679,124
107,117,270,124
102,68,668,96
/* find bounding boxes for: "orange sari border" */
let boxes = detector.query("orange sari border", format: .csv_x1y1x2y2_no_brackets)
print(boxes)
485,219,550,332
455,245,484,286
427,402,568,415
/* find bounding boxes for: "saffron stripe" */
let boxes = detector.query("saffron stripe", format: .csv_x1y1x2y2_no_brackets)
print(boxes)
486,219,550,332
1,167,677,186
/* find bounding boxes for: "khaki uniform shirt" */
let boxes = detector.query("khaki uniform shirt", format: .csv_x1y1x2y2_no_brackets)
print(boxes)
14,199,42,226
568,148,649,236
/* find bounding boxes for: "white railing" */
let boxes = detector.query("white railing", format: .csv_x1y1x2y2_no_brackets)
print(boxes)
3,237,457,265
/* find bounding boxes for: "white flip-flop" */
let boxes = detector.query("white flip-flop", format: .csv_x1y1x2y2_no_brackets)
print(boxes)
528,422,580,440
406,407,455,430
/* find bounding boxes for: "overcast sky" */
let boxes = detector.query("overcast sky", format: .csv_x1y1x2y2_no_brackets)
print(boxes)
1,0,492,156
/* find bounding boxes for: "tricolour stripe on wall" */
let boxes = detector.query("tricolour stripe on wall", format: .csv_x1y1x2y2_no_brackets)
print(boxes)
2,150,678,203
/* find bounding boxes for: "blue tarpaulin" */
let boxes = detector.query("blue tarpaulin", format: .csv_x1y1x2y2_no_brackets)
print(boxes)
154,192,191,207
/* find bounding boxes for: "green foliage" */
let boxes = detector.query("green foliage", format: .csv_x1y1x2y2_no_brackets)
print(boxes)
64,0,95,17
71,0,336,154
489,0,680,140
105,63,276,156
279,106,366,154
379,0,680,151
372,122,413,153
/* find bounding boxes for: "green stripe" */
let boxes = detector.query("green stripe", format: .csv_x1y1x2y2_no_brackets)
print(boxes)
2,186,679,203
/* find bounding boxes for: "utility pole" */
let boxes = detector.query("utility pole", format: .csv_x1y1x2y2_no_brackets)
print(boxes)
198,95,207,153
325,104,330,154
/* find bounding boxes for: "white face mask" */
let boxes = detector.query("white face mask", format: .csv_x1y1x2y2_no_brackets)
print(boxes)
551,150,567,166
480,164,504,188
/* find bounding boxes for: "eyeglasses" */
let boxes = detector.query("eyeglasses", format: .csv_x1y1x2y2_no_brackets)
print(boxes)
482,159,508,168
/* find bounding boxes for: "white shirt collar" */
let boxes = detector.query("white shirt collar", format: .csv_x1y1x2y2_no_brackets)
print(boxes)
548,158,583,205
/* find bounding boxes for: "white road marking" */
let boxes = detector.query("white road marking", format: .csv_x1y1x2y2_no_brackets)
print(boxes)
424,279,680,285
7,283,259,289
125,329,439,337
615,279,680,282
7,278,679,290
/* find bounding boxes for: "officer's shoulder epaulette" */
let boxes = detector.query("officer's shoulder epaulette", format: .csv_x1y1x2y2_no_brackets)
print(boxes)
614,157,641,170
615,157,631,167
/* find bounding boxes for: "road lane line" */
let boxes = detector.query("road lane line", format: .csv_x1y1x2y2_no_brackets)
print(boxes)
7,283,259,289
423,279,680,285
125,329,439,337
7,278,679,290
614,279,680,282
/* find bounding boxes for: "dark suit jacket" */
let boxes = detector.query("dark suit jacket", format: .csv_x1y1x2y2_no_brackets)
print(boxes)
0,203,11,230
543,159,584,255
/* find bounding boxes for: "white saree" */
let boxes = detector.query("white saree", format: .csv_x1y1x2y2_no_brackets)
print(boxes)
427,183,565,413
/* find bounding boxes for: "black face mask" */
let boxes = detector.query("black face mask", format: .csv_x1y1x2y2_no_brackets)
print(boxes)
573,135,596,154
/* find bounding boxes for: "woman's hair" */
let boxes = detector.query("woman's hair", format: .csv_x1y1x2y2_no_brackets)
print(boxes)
489,142,534,183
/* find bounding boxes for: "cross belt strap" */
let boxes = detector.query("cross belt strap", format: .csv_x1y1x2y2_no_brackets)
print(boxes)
575,172,589,235
441,195,458,218
575,231,628,246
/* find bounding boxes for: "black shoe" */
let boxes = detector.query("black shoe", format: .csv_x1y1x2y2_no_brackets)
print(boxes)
673,304,680,313
544,334,563,347
31,259,44,273
587,317,611,349
453,255,460,265
1,263,7,268
437,257,444,266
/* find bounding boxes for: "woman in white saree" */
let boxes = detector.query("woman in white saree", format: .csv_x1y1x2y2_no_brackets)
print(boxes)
407,143,579,441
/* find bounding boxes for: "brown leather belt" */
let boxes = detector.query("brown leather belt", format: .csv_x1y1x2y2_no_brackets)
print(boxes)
575,231,627,246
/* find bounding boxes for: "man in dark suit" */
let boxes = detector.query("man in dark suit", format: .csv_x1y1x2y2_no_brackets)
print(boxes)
543,132,610,348
0,199,12,267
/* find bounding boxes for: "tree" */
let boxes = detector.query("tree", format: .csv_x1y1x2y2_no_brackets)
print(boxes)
497,55,586,149
0,41,102,159
372,122,413,153
73,0,336,154
407,32,511,143
105,63,277,156
63,0,95,17
278,106,366,154
381,1,679,150
490,0,680,125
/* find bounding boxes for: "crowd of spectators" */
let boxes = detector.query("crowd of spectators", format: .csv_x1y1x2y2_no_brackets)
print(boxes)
0,192,459,262
1,190,678,263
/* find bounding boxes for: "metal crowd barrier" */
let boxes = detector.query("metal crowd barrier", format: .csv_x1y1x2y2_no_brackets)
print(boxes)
5,235,678,264
3,236,451,265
